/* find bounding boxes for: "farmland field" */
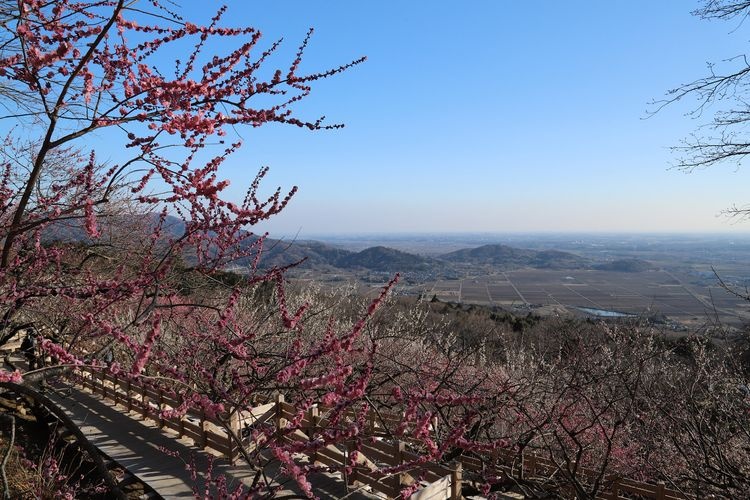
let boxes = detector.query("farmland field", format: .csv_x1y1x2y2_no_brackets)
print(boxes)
294,233,750,329
422,269,750,327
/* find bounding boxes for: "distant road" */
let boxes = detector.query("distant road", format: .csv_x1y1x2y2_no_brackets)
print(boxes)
661,268,740,319
503,272,528,305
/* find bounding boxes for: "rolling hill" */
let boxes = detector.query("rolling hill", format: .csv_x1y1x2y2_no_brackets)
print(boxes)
44,217,653,275
439,244,591,269
335,246,439,272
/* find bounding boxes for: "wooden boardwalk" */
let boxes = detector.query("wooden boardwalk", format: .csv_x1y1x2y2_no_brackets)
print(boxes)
46,382,377,499
6,353,690,500
0,341,379,500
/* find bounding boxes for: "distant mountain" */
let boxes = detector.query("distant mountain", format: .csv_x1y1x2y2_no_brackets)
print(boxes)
335,246,438,272
46,218,654,276
594,258,654,273
531,250,591,269
237,239,440,274
440,244,590,269
250,239,352,269
440,244,534,264
43,215,351,270
295,241,356,266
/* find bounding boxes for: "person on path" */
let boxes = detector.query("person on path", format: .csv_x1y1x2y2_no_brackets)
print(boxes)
20,331,37,371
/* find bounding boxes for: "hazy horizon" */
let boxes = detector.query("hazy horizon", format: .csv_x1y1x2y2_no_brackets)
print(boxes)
266,230,750,244
296,230,750,238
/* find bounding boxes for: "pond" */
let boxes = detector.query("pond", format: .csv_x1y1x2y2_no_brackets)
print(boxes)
575,306,636,318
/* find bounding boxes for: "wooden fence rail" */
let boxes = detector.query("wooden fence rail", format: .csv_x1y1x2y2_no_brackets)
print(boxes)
67,366,689,500
67,367,458,498
68,367,242,463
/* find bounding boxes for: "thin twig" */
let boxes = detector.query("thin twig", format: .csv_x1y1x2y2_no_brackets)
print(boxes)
0,414,15,499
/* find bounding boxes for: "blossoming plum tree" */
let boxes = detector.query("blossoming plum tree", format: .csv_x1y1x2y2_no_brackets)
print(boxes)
0,0,383,495
9,2,742,498
0,2,515,497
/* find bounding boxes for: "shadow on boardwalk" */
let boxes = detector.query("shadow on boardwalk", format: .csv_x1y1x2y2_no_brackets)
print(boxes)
47,384,374,499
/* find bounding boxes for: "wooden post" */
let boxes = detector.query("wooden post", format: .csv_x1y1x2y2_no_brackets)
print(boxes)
142,388,149,419
227,410,241,464
655,482,666,500
308,407,319,463
112,373,119,405
528,453,537,478
450,461,462,500
368,411,376,435
116,375,122,404
200,411,208,449
308,406,319,434
158,389,165,429
100,371,107,398
393,441,406,490
126,379,132,412
275,394,286,432
610,478,620,500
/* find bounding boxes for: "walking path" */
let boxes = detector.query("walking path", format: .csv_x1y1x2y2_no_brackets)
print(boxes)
46,383,372,498
0,348,374,499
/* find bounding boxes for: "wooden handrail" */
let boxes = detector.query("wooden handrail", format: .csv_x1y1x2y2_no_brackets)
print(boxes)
67,366,240,463
67,366,691,500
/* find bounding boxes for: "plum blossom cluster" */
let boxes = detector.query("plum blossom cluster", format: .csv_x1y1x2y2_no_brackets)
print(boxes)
0,1,639,498
0,1,386,496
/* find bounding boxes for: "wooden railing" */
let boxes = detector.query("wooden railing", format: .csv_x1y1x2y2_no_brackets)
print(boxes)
459,451,686,500
68,367,689,500
67,367,458,498
274,395,459,499
68,367,242,463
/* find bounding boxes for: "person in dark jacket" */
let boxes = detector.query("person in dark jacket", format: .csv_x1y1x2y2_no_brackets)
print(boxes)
104,348,114,367
20,332,37,370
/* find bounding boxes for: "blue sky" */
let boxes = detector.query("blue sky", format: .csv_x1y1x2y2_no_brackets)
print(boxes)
181,1,750,236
